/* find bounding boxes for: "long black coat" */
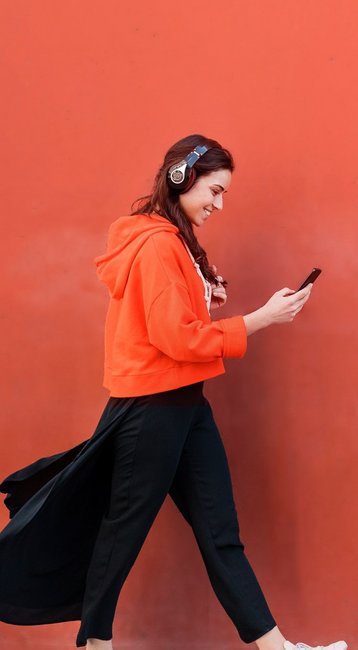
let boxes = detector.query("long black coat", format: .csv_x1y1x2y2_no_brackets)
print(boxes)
0,397,135,625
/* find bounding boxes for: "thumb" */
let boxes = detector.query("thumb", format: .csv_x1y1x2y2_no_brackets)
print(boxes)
212,264,217,274
279,287,295,296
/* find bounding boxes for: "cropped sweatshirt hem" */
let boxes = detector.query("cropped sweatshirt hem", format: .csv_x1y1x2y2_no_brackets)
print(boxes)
105,359,226,397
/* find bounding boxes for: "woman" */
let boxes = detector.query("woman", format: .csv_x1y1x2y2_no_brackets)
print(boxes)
0,134,347,650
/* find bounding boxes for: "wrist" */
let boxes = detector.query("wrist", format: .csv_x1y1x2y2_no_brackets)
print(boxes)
243,306,271,335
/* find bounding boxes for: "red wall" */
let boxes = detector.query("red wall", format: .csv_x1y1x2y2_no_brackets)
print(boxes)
0,1,357,648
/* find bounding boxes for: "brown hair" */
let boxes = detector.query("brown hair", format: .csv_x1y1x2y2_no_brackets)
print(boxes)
130,134,234,288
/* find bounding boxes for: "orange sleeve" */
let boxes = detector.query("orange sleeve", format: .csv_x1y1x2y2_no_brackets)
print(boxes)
146,282,247,362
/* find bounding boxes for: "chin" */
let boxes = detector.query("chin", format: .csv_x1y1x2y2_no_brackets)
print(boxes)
188,213,205,227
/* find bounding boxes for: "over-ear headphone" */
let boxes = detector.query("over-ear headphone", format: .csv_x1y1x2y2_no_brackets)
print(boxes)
167,145,212,193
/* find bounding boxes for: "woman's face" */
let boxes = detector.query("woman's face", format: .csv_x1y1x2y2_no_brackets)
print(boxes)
178,168,232,227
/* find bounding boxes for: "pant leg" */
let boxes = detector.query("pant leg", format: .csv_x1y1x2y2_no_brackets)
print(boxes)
76,381,204,647
168,395,277,644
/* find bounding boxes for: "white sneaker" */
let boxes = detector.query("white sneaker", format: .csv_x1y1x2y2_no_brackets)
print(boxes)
284,641,348,650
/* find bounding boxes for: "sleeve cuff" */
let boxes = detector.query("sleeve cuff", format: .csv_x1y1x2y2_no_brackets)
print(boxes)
218,315,248,358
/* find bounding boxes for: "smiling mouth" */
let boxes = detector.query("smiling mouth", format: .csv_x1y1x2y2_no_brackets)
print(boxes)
204,209,212,216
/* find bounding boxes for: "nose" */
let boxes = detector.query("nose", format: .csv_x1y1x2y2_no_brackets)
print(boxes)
213,193,223,210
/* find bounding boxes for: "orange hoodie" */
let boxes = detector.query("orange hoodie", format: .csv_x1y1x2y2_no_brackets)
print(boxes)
94,213,247,397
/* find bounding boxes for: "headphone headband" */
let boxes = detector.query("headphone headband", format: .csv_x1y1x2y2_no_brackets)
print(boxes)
185,145,210,168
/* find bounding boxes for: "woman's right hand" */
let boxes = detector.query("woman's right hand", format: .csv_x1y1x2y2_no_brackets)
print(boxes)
263,284,313,325
243,284,313,335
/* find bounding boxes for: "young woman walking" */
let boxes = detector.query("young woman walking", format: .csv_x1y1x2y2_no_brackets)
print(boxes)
0,134,347,650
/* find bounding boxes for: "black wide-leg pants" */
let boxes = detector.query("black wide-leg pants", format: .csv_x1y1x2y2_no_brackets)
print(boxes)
76,381,276,646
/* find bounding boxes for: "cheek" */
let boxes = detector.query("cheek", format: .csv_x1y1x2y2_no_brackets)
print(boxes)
194,188,211,207
180,185,211,214
182,190,200,212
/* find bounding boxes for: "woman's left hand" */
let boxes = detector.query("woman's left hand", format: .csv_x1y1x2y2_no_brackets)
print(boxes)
210,265,227,309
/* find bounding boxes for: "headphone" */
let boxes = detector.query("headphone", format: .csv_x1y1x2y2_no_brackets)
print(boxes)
167,145,212,193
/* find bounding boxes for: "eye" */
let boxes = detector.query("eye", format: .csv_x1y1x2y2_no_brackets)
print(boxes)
211,189,219,196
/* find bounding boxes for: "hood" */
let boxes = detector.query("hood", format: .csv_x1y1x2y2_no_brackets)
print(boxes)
94,213,180,298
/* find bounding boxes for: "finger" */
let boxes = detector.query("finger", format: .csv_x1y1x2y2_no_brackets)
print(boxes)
213,296,227,305
295,291,311,307
289,289,312,307
291,299,306,313
295,284,312,299
280,287,296,296
281,284,312,298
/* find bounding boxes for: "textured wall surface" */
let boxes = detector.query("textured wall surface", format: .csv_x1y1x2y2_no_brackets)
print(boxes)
0,0,357,648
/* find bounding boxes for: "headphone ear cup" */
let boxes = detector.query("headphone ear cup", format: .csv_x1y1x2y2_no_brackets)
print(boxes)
167,162,187,191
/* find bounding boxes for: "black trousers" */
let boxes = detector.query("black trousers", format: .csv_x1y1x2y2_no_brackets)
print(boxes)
76,381,276,646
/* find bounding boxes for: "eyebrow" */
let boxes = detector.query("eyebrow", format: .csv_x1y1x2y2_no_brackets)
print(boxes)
212,184,228,193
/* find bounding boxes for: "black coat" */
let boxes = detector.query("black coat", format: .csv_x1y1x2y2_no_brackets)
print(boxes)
0,396,135,625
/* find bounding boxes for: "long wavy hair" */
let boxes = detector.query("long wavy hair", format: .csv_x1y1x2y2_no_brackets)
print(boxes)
130,134,234,288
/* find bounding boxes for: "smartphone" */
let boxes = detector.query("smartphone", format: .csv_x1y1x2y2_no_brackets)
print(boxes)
295,268,322,292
